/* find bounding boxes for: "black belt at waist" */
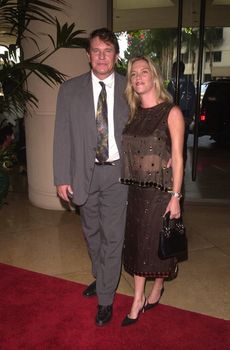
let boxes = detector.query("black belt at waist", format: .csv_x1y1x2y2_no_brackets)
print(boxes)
95,161,116,166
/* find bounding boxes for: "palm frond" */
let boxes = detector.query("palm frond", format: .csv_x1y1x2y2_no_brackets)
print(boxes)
0,0,67,45
55,18,88,49
0,0,87,119
24,62,67,86
0,88,38,118
0,50,48,81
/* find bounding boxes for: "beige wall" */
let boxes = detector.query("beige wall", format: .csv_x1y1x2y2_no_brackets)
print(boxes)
25,0,107,209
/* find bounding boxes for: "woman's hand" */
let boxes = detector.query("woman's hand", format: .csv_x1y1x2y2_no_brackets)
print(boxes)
164,196,181,219
166,105,184,220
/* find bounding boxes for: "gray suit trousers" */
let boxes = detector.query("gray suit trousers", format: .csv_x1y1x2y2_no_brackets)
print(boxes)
80,161,128,305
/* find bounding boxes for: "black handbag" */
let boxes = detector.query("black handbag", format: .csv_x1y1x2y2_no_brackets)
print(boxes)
158,211,187,259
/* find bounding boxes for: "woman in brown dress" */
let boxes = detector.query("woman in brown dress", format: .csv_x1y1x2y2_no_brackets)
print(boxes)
121,56,185,326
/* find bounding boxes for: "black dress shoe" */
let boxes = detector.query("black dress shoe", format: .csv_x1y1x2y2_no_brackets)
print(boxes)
121,298,146,327
96,305,113,326
82,281,96,297
144,287,164,312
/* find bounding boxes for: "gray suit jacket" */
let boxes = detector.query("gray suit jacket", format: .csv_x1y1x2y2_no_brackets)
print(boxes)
53,71,129,206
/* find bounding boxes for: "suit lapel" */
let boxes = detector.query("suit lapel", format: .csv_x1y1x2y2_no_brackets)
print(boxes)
69,72,97,151
79,73,97,136
79,72,95,116
114,72,127,140
114,73,121,137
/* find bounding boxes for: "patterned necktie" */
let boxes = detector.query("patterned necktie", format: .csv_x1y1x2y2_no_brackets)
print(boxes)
96,81,108,162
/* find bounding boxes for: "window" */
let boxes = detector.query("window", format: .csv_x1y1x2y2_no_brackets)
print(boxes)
204,74,211,81
181,52,189,64
215,27,223,39
205,51,222,62
213,51,222,62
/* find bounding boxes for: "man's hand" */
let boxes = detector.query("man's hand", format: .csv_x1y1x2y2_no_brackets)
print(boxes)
56,185,73,202
167,158,172,168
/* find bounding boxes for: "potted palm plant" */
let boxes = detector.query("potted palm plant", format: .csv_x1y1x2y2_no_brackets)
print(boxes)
0,0,88,120
0,122,17,206
0,0,88,204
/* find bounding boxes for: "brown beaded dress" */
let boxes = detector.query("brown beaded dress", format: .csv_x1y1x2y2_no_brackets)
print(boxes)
121,102,177,279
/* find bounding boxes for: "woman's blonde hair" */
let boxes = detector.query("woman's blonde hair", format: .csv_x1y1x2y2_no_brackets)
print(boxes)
125,56,172,121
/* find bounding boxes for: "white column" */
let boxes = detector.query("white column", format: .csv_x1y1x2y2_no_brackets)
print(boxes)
24,0,107,209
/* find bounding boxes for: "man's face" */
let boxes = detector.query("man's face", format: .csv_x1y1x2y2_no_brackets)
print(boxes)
87,36,118,80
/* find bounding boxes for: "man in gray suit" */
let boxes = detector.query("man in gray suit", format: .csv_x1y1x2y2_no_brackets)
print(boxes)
53,28,128,326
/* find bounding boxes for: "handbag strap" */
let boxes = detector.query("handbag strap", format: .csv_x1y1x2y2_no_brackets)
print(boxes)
163,211,183,229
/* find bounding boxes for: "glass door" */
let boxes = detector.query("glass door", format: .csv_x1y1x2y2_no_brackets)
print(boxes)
111,0,230,202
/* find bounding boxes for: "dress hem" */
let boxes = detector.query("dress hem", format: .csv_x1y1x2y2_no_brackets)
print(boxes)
124,263,178,279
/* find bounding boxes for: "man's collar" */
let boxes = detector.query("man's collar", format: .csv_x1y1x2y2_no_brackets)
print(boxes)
91,72,114,88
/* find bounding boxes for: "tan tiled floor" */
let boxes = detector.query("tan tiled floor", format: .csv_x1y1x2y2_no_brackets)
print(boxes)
0,136,230,320
0,184,229,320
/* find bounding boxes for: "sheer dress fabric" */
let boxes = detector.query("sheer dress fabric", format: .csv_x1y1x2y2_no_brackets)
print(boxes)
121,102,177,278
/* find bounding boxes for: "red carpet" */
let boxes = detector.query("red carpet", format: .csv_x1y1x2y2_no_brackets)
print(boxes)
0,263,229,350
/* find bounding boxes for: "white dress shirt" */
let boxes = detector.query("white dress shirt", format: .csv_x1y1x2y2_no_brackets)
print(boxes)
92,72,119,162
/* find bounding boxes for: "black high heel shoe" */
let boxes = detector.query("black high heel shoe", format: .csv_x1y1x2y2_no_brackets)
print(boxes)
121,298,146,327
144,287,164,312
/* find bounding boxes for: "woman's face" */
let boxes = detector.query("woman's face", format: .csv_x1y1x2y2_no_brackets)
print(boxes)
130,59,155,96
